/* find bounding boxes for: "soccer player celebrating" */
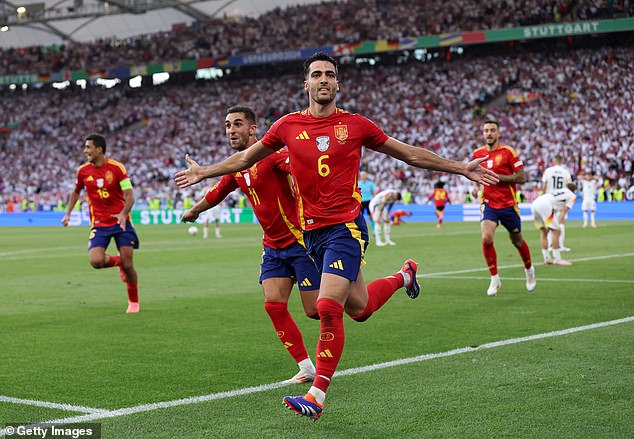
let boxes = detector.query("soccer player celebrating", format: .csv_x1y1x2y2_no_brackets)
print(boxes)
182,106,321,384
175,52,498,420
471,120,535,297
426,181,451,230
61,134,140,313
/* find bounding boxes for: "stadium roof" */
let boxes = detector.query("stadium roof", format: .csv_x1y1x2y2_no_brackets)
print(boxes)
0,0,321,48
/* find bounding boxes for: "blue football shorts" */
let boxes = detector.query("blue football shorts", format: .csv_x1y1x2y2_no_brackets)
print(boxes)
259,241,321,291
88,221,140,251
302,212,369,282
481,203,522,234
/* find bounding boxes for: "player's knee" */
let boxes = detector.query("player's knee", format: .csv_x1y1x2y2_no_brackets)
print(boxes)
89,259,106,269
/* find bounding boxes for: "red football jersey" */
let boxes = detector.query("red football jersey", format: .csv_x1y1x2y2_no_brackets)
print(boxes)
429,188,450,207
261,108,389,230
205,149,303,249
472,145,524,209
75,158,130,227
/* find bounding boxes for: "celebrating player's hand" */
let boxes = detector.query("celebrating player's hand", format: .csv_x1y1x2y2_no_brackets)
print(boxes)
61,214,70,227
181,209,199,223
113,212,127,231
175,154,204,189
464,156,499,186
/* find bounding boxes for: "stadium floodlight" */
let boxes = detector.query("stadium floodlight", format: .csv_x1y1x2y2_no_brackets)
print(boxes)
9,84,16,90
0,25,8,32
129,75,142,88
16,6,26,14
76,79,87,89
21,83,27,90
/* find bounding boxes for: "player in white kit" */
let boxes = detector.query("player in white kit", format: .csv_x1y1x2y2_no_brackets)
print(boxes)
579,171,601,228
369,189,401,246
531,183,576,265
541,155,572,251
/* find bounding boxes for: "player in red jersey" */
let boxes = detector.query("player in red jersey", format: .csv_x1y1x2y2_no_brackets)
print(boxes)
175,52,498,420
426,181,451,230
390,209,411,225
181,106,321,384
471,120,535,297
61,134,140,313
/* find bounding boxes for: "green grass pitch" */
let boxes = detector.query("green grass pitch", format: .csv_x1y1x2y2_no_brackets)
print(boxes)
1,220,633,438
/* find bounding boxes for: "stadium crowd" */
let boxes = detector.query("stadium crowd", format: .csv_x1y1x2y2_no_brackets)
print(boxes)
1,0,631,75
1,40,632,212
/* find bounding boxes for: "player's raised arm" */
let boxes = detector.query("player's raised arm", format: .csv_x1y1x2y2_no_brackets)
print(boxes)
376,137,499,186
175,140,273,188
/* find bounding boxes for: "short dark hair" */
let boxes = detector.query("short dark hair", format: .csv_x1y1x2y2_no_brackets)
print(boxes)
86,133,107,153
434,181,445,189
483,119,499,128
227,105,256,124
303,52,338,78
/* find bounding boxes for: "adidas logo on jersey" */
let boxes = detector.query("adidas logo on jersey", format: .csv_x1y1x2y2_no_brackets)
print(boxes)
283,341,294,349
300,278,312,287
329,260,344,270
295,130,310,140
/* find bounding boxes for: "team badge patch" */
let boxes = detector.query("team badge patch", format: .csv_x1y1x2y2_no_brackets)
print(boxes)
96,178,104,188
316,136,330,152
334,125,348,142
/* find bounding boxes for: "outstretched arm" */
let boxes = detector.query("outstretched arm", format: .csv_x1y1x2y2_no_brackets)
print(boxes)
175,141,273,189
376,137,499,185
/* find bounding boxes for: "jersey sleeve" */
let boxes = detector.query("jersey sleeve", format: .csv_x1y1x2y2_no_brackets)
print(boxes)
204,175,239,207
261,116,288,151
358,115,389,150
272,148,292,174
508,147,524,171
74,168,85,192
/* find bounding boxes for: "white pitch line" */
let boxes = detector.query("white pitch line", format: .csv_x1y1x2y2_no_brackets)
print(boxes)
427,275,634,284
0,395,106,414
424,252,634,276
3,315,632,433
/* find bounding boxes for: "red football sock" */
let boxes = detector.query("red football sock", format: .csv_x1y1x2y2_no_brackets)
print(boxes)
313,298,345,394
106,255,120,268
482,242,498,276
264,301,309,363
126,283,138,303
350,274,403,322
517,239,533,269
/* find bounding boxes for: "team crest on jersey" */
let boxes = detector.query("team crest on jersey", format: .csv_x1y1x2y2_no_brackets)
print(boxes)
334,125,348,142
105,171,114,185
316,136,330,152
96,178,104,188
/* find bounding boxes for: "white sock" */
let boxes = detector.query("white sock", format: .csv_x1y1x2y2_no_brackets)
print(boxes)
203,226,209,239
559,224,565,247
591,212,596,225
215,226,221,237
384,223,392,242
399,270,411,287
553,249,562,261
583,211,588,225
374,223,383,242
541,248,551,261
309,386,326,405
298,358,315,372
